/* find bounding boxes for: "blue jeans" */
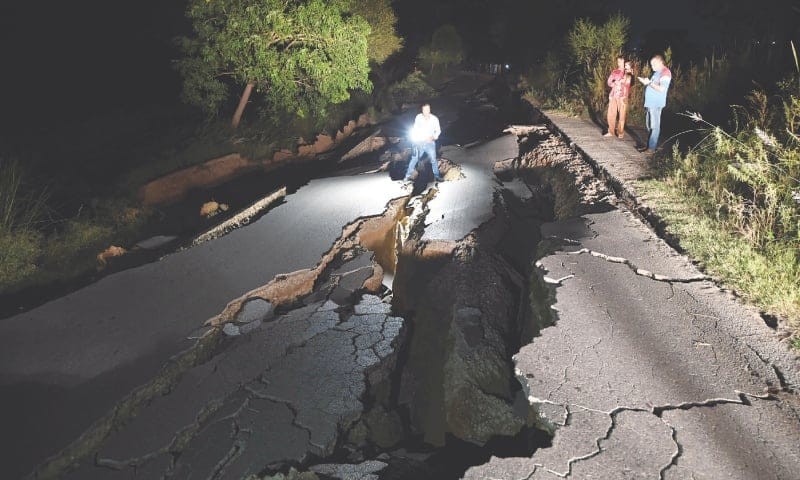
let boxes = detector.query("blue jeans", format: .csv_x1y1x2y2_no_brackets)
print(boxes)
405,141,440,179
646,107,662,151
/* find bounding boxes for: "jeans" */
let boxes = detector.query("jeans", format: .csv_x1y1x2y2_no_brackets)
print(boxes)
405,141,440,179
646,107,662,151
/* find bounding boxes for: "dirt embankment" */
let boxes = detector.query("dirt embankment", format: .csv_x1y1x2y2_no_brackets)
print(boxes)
139,114,373,206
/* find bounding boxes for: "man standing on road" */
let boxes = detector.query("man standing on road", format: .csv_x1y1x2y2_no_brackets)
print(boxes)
405,103,443,183
637,54,672,155
604,56,632,139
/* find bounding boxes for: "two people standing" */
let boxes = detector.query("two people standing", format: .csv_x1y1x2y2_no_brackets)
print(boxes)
605,54,672,155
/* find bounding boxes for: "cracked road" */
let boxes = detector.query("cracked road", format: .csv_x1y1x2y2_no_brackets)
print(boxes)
0,174,406,478
1,75,799,480
466,205,800,479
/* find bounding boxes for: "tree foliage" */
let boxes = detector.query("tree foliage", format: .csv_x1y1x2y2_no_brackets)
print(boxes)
177,0,372,118
388,71,435,105
419,24,464,73
567,13,629,72
349,0,403,64
567,14,630,114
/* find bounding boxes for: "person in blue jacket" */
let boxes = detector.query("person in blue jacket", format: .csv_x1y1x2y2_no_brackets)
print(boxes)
637,54,672,155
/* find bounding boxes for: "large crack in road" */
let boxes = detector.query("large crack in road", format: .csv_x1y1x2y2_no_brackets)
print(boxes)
26,78,557,480
12,76,800,480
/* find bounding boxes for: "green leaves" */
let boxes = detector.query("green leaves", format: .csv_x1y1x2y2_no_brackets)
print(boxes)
177,0,374,120
563,14,630,115
567,14,629,73
348,0,403,64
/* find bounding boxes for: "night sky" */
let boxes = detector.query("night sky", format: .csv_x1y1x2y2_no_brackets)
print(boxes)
0,0,797,137
0,1,185,129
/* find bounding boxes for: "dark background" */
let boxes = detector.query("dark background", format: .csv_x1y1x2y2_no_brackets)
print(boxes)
0,1,186,130
1,0,798,142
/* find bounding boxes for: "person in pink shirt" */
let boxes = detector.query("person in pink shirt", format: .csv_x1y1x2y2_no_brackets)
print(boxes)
605,56,633,139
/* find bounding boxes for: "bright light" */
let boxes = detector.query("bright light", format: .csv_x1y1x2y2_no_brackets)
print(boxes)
409,125,426,143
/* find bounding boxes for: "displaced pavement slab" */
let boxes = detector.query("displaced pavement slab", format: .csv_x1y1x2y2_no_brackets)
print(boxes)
64,294,404,479
542,110,650,186
422,134,519,242
0,174,405,478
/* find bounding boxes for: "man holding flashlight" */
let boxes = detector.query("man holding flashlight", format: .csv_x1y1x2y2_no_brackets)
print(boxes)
405,103,443,183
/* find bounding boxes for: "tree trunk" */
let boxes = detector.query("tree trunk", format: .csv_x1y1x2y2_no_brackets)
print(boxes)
231,82,254,129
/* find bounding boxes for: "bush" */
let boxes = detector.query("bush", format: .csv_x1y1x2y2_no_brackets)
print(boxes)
0,186,150,294
388,71,436,107
523,14,630,116
567,14,630,115
0,227,42,291
650,83,800,330
671,91,800,248
418,24,464,75
523,52,584,114
0,158,49,232
528,15,735,128
669,51,732,113
638,180,800,326
41,220,114,272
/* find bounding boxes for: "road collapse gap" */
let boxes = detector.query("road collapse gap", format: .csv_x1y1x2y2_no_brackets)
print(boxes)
329,125,607,479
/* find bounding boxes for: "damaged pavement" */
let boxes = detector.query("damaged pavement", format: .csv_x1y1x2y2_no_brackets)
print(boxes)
464,128,800,478
2,76,799,480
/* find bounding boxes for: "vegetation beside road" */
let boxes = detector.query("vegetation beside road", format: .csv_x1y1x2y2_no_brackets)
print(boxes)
0,80,438,297
522,13,800,341
0,157,150,294
0,0,427,297
639,86,799,336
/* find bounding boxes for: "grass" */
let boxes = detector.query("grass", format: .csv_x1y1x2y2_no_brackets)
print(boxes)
521,16,800,347
0,197,151,295
0,158,49,231
637,179,800,336
0,227,42,288
1,156,156,294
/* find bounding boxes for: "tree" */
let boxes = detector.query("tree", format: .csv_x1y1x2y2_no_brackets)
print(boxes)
419,25,464,73
566,14,630,114
177,0,372,128
349,0,403,64
567,13,629,72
